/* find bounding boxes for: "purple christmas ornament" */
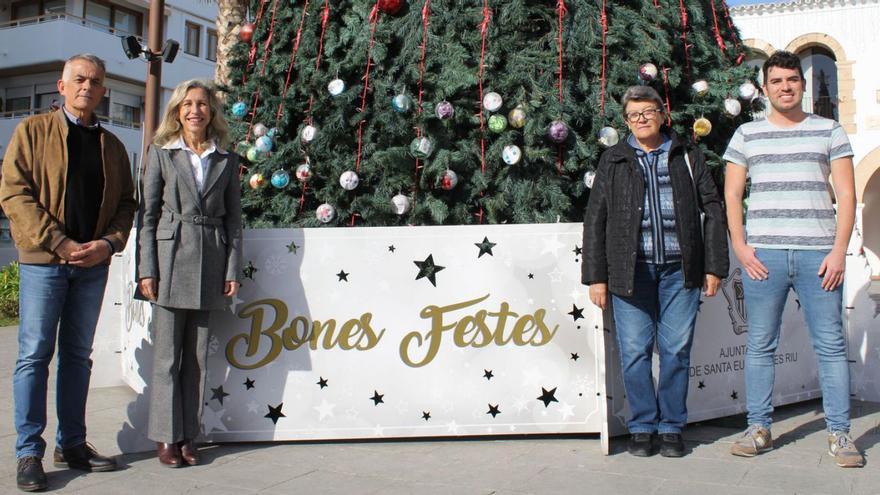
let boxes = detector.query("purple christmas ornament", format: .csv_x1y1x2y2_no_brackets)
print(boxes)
435,101,454,120
547,120,569,143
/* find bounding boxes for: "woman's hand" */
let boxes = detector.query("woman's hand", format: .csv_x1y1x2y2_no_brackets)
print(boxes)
589,283,608,310
224,280,240,297
139,277,158,301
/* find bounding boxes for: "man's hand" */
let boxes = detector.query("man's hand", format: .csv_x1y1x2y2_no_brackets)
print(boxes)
55,238,83,261
818,248,846,291
703,274,721,297
589,283,608,310
733,242,768,281
224,280,240,297
139,277,158,301
68,240,112,267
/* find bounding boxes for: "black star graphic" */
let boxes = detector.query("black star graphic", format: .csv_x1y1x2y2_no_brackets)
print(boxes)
475,237,497,258
483,369,494,380
414,254,445,287
537,387,559,407
388,245,396,252
243,377,255,390
570,353,580,361
286,241,299,254
243,261,258,280
568,304,584,321
336,269,349,282
795,299,801,310
317,377,329,389
573,245,583,256
422,411,431,421
731,390,739,400
697,381,705,389
370,390,385,405
265,403,285,424
210,385,230,405
487,404,501,418
528,273,534,279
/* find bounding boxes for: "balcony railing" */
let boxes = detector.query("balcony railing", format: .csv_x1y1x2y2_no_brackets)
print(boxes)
0,107,142,130
0,12,144,43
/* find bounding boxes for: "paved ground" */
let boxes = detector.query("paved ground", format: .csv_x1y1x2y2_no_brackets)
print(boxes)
0,325,878,494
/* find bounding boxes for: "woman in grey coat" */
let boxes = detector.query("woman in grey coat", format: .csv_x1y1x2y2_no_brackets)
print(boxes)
138,79,243,468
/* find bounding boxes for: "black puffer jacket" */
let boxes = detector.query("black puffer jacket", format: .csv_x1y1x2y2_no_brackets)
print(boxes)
581,132,729,296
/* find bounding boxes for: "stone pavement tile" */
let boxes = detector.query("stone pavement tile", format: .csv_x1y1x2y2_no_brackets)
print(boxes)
653,479,788,495
850,470,880,495
185,456,315,491
600,456,751,486
380,479,529,495
515,466,658,494
61,471,239,495
263,470,395,495
739,463,859,494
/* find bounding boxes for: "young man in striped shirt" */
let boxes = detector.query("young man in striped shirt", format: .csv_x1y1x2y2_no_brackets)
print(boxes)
723,50,863,467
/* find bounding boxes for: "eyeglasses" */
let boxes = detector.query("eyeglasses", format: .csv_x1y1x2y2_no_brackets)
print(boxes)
625,108,662,123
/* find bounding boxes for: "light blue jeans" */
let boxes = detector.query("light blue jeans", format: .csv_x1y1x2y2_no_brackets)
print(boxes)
742,249,850,433
14,264,109,459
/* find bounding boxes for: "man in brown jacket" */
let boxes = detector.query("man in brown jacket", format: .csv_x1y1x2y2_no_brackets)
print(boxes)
0,54,136,492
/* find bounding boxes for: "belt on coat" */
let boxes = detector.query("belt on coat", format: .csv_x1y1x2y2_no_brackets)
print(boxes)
162,206,224,226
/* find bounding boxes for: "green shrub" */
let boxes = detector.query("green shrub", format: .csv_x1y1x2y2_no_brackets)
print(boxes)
0,261,19,320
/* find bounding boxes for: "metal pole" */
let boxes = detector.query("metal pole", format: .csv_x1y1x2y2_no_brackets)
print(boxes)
141,0,165,162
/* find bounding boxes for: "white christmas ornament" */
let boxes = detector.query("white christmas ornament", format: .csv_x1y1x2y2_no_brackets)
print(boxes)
252,123,268,137
255,136,273,152
316,203,336,223
339,170,360,190
327,78,346,96
482,92,503,112
738,82,758,100
724,98,742,117
295,163,311,182
583,171,596,188
391,194,411,215
502,145,522,165
300,125,317,143
691,79,709,97
597,126,620,148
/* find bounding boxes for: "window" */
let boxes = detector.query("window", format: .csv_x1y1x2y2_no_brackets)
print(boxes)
10,0,64,20
35,91,61,113
5,97,31,116
83,0,143,36
111,103,141,126
207,29,218,62
799,47,839,121
185,22,201,57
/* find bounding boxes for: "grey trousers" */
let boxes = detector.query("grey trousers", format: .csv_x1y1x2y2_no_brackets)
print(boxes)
147,305,210,444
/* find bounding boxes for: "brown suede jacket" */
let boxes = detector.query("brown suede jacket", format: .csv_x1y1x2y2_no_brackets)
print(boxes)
0,109,137,264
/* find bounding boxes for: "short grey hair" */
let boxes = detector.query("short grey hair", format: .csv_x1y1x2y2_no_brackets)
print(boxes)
62,54,106,80
620,86,665,114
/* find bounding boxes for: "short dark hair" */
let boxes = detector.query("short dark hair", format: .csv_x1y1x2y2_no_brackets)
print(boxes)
620,86,665,114
762,51,804,83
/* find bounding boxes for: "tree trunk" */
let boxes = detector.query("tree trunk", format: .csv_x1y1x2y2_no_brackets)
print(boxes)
215,0,247,90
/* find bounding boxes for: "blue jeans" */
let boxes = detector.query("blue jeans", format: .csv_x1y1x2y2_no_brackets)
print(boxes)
743,249,850,433
14,264,109,459
611,262,700,434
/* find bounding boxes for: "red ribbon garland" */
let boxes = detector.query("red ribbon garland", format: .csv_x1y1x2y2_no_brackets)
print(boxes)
245,0,280,141
600,0,607,115
351,1,382,226
412,0,432,212
275,0,311,124
298,0,330,216
661,66,672,126
242,0,270,85
720,0,741,55
555,0,567,174
678,0,692,80
709,0,726,53
475,0,491,224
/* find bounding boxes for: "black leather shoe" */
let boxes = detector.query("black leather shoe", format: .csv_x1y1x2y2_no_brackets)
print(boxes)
53,443,117,472
659,433,686,457
627,433,654,457
17,456,48,492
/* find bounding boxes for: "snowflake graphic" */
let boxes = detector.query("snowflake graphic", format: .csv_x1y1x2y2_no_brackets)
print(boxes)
207,334,220,356
264,255,289,275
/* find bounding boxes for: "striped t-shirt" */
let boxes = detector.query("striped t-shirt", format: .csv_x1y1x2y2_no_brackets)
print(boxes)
723,114,853,250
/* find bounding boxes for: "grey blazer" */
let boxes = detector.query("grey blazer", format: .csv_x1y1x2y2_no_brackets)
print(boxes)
138,143,243,310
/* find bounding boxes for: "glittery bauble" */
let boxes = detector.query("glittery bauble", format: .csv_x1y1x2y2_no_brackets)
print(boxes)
639,63,658,82
691,79,710,97
440,170,458,191
339,170,360,191
378,0,404,15
246,146,268,162
267,127,281,138
253,123,268,137
482,92,503,112
391,194,411,215
300,125,317,143
693,117,713,137
295,163,311,182
327,79,346,96
409,137,435,159
435,101,454,120
391,94,412,113
248,173,265,189
597,126,619,148
231,102,247,118
316,203,336,224
508,107,526,128
270,170,290,189
724,98,742,117
502,145,522,165
239,22,255,43
583,171,596,188
547,120,569,143
488,115,507,133
255,136,273,153
738,82,758,100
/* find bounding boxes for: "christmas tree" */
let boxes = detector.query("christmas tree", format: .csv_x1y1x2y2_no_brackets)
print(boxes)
222,0,756,228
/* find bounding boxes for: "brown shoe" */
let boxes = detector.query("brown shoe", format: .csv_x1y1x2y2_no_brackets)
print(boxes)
156,442,181,468
178,440,200,466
